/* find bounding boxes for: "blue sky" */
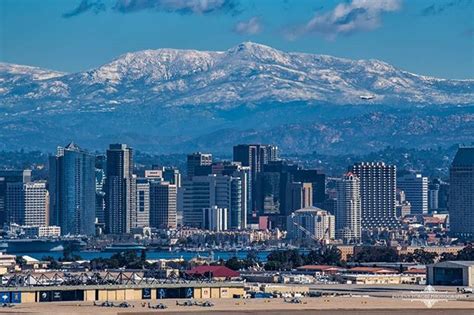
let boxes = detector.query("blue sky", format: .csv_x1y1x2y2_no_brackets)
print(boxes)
0,0,473,79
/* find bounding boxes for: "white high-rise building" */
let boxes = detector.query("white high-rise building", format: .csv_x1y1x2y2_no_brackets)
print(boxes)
397,173,428,215
336,173,361,243
134,178,150,228
351,162,398,229
203,206,227,232
7,181,49,227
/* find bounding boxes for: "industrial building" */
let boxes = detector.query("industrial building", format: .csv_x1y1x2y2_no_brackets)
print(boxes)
427,261,474,286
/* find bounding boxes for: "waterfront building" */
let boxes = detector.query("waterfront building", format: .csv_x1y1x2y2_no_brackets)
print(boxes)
49,143,96,235
134,178,150,228
350,162,398,229
0,170,31,225
336,173,361,243
449,146,474,239
287,207,335,242
105,144,136,234
186,152,212,179
149,180,177,229
397,173,428,215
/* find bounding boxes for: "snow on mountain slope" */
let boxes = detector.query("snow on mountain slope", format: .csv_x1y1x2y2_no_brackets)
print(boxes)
0,42,472,110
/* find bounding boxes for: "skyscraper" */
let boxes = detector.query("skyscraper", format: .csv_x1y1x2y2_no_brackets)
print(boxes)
336,173,361,243
23,181,49,227
135,178,150,228
449,146,474,239
351,162,398,229
149,181,177,229
182,174,242,229
186,152,212,179
49,143,96,235
7,181,49,227
233,144,279,219
0,170,31,225
397,173,428,215
105,144,136,234
292,169,326,206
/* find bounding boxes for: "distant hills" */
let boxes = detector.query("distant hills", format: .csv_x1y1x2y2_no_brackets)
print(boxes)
0,42,472,154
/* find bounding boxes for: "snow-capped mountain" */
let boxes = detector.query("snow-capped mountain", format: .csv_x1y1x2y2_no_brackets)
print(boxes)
0,42,472,110
0,42,473,153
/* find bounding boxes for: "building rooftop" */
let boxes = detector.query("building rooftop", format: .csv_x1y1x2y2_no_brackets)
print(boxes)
452,146,474,167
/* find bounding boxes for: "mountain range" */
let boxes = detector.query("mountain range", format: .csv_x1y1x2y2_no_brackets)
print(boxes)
0,42,473,154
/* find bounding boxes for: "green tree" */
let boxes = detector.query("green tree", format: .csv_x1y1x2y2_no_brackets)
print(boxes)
351,246,399,263
225,257,244,271
456,245,474,261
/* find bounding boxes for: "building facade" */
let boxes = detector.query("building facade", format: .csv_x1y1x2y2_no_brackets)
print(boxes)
0,170,31,226
351,162,398,229
449,146,474,239
397,173,428,215
150,181,177,229
135,178,150,228
49,143,96,235
105,144,136,234
336,173,361,243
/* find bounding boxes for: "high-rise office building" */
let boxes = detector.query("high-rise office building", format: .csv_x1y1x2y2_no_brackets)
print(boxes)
182,174,242,229
135,178,150,228
336,173,361,243
351,162,398,229
149,181,177,229
49,143,96,235
395,189,411,217
292,169,326,206
105,144,136,234
287,207,335,242
449,146,474,239
0,170,31,225
23,181,49,227
289,182,313,212
203,206,227,232
233,144,278,218
428,181,439,211
186,152,212,179
7,181,49,227
193,161,249,229
397,173,428,215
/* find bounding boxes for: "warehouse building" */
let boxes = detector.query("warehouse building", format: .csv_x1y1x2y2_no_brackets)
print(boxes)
427,261,474,286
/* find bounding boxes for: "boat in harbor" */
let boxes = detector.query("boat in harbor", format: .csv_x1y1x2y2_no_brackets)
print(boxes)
103,243,146,252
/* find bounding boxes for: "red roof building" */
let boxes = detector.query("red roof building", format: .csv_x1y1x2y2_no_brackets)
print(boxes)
348,266,397,274
296,265,344,275
186,265,240,280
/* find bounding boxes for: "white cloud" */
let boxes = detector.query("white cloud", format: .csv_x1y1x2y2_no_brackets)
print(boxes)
233,16,263,35
291,0,402,39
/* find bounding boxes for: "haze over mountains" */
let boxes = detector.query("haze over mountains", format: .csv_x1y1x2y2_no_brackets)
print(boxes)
0,42,473,154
